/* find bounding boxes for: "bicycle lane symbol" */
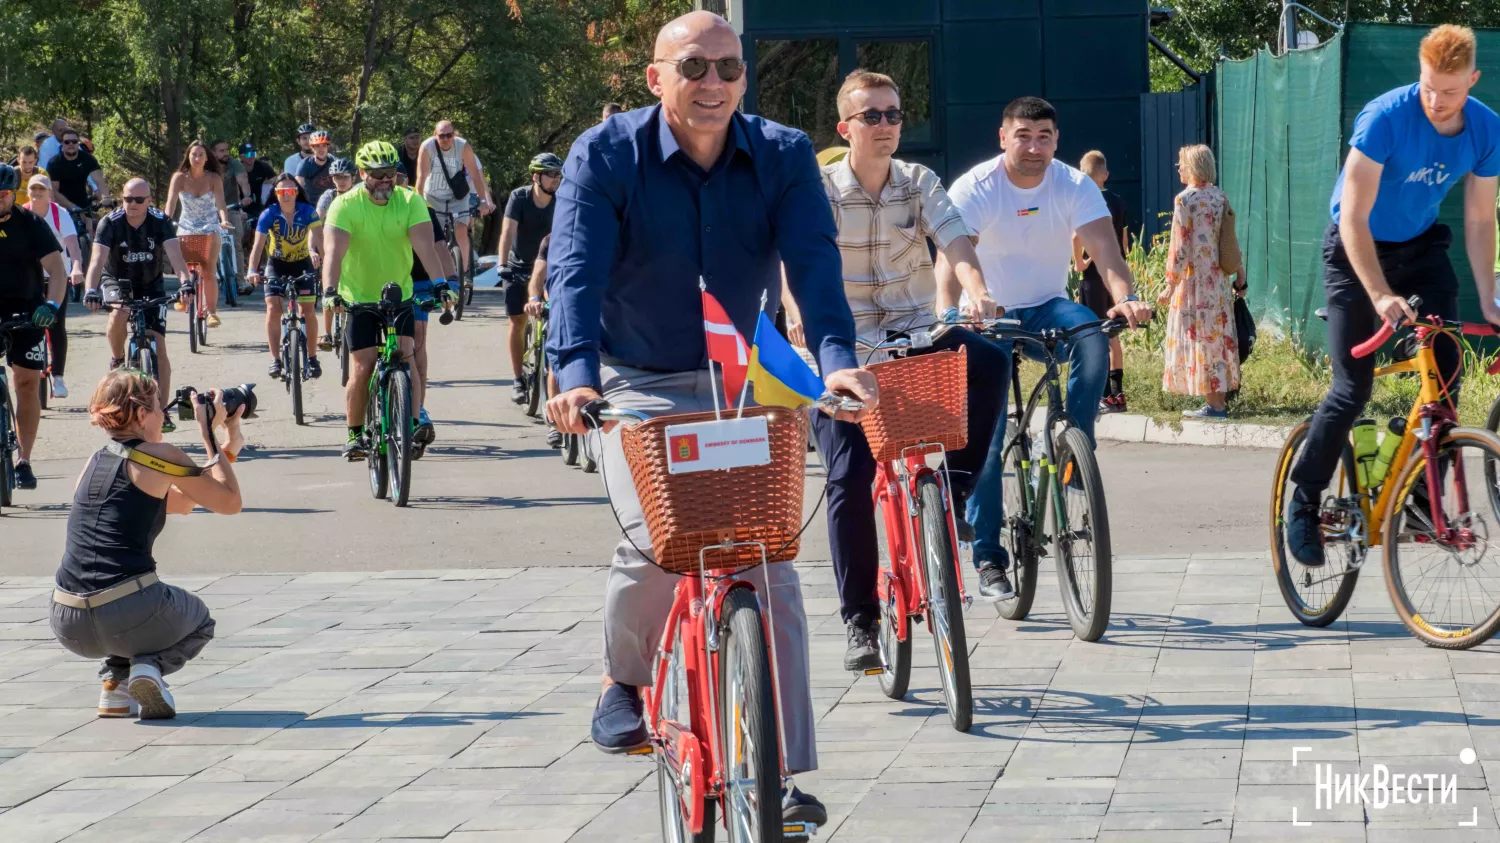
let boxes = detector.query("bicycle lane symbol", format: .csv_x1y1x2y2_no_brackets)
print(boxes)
1288,745,1481,827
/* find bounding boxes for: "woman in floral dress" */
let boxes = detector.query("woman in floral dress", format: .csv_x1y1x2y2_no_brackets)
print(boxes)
1159,144,1240,419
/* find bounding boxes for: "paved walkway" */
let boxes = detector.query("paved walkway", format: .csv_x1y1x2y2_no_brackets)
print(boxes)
2,555,1499,842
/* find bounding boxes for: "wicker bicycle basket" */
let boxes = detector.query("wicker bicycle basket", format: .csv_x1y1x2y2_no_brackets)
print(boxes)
619,405,809,575
859,347,969,463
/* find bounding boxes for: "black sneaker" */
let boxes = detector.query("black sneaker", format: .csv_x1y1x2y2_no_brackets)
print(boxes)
546,427,564,449
510,378,528,405
13,462,36,490
1285,485,1326,567
268,359,283,379
782,785,828,827
977,558,1015,601
307,358,322,380
843,616,880,672
342,432,367,461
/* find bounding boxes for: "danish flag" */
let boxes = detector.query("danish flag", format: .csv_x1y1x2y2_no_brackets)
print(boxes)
702,289,748,407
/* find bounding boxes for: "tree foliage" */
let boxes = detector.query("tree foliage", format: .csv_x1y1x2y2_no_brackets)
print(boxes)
1151,0,1500,91
0,0,689,195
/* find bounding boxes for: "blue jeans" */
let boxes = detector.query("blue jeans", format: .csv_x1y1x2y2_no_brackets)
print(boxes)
965,296,1111,564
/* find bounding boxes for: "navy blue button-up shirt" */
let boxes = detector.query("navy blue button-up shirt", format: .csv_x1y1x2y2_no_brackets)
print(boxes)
545,105,858,392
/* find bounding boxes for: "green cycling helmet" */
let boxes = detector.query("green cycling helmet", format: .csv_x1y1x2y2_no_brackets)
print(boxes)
529,153,564,173
354,140,400,171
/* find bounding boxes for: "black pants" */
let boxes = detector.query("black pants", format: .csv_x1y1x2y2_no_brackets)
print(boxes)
50,303,69,377
1291,223,1460,492
810,327,1008,624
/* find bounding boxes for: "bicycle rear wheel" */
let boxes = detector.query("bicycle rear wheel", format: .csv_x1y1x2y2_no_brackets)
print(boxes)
524,324,544,418
581,431,599,474
997,437,1040,621
1269,419,1363,627
1052,427,1112,642
339,326,350,388
366,376,388,500
37,334,50,410
187,294,200,355
875,491,912,700
387,367,414,507
1483,397,1500,520
658,628,716,843
289,328,305,426
0,402,14,510
717,587,783,843
917,474,972,732
450,242,466,321
1384,427,1500,649
562,432,581,466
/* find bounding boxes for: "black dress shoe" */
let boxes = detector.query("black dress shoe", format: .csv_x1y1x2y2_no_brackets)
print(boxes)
590,682,649,754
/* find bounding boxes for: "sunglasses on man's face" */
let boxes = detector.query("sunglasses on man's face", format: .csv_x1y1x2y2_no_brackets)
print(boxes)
541,170,562,180
366,168,397,181
657,56,746,83
437,132,455,140
846,108,904,127
123,196,149,205
62,139,80,146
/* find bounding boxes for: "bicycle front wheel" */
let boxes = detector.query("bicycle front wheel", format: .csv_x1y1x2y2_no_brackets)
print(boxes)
289,328,305,426
1384,427,1500,649
1051,427,1112,642
1483,397,1500,520
717,587,783,843
387,368,414,507
366,376,388,500
1269,419,1363,627
0,402,14,510
917,474,972,732
524,325,544,418
997,438,1040,621
339,327,350,388
187,296,200,355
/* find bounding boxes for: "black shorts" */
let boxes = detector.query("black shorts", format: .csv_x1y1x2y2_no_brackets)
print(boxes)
266,259,317,300
500,266,530,317
347,304,416,353
1078,269,1112,321
0,299,46,372
101,277,168,336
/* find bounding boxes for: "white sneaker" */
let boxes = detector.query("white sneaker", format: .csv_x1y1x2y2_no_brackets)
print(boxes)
50,376,68,399
127,663,176,720
98,679,139,718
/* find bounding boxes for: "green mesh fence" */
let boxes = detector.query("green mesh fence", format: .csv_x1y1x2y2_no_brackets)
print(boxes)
1217,23,1500,353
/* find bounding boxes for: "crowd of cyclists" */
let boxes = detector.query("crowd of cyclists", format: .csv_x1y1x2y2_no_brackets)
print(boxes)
5,10,1500,836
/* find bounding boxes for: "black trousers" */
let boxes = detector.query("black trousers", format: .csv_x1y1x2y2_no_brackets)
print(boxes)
1291,223,1460,492
810,327,1008,624
50,303,69,377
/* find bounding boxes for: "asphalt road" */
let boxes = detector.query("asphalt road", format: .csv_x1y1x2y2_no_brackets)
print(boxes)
3,288,1278,574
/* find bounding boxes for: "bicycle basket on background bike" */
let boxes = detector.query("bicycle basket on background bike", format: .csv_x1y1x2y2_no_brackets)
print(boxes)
620,405,809,575
859,347,968,462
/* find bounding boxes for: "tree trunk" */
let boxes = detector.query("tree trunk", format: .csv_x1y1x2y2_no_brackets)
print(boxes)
349,0,384,150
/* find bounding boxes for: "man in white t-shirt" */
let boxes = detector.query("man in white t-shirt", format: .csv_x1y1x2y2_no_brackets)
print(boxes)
947,96,1151,600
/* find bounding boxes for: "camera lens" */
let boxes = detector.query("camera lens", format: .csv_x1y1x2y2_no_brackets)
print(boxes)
221,384,259,419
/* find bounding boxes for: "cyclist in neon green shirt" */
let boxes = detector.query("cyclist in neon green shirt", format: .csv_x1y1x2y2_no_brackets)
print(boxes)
322,141,454,459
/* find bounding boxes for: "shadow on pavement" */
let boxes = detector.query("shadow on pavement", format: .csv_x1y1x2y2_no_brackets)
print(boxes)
407,494,606,511
156,710,555,729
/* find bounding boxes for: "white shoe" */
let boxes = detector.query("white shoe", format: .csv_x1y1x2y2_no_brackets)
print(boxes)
127,663,176,720
98,679,139,718
50,376,68,399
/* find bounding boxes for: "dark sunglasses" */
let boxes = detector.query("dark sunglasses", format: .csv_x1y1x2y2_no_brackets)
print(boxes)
845,108,904,127
365,168,397,181
437,132,455,140
656,56,746,83
62,139,80,145
122,196,149,205
540,170,562,180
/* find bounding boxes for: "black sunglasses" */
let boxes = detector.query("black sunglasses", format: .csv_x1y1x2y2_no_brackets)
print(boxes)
62,139,80,145
122,196,149,204
365,168,397,181
437,132,455,140
656,56,746,83
539,170,562,179
845,108,904,127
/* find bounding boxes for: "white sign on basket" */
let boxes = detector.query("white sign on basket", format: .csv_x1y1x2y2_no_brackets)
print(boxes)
664,416,772,475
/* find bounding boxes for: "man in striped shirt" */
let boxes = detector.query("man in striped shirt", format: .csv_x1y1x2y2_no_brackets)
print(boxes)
786,69,1011,670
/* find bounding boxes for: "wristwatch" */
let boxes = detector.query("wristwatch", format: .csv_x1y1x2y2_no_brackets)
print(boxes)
529,296,543,302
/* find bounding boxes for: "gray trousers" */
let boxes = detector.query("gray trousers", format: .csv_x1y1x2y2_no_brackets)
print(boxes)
598,364,818,774
50,580,215,682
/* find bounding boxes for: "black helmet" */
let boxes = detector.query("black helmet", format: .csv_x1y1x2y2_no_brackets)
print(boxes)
529,153,564,173
296,123,316,137
0,164,18,192
329,157,356,176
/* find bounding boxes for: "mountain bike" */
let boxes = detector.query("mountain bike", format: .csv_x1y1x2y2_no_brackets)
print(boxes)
218,204,245,307
344,285,432,508
1272,296,1500,648
855,328,973,732
581,397,855,843
434,208,477,320
0,318,37,513
270,272,319,425
68,199,117,297
979,317,1125,642
103,289,180,385
177,268,208,354
523,301,548,419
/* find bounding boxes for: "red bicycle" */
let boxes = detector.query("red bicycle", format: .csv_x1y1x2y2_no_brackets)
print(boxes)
176,267,208,353
584,398,851,843
856,330,973,731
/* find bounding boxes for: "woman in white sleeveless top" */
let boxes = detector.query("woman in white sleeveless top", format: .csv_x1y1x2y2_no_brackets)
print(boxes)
414,120,492,280
166,141,233,327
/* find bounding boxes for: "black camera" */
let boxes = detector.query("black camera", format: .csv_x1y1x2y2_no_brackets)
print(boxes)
173,384,259,421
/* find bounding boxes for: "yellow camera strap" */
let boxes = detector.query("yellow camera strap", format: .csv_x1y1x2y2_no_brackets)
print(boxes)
105,441,205,477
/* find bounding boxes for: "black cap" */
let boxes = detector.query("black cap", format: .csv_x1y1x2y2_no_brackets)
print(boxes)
238,143,256,157
296,123,315,137
402,125,421,137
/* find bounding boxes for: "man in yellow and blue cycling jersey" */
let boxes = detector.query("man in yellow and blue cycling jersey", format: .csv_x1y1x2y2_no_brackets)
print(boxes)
247,172,323,379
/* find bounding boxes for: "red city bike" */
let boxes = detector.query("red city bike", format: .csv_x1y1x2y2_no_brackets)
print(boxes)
583,397,854,843
854,330,973,732
176,267,209,353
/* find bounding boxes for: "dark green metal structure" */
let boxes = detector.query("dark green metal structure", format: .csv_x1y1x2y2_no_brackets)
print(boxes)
741,0,1151,227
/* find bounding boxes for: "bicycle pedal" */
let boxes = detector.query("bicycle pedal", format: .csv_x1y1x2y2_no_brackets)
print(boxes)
783,821,817,839
859,667,884,676
625,745,654,756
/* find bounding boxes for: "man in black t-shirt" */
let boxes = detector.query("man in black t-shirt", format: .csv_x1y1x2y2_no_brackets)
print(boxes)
498,153,561,404
297,131,336,206
1072,151,1131,413
238,144,277,253
45,128,109,214
0,164,69,490
84,179,193,421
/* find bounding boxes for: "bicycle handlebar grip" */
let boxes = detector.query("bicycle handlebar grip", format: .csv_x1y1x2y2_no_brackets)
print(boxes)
1352,323,1394,359
580,399,612,429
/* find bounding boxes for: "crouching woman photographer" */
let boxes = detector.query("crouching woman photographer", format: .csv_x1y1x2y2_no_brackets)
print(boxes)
50,369,244,720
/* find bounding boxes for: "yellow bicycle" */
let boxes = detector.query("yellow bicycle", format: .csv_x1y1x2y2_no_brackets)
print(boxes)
1270,298,1500,648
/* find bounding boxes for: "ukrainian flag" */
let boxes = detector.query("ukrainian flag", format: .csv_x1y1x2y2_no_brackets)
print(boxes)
748,312,824,409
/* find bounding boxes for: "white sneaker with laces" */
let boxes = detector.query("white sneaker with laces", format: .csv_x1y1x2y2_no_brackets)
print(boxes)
127,663,176,720
98,679,138,718
50,376,68,399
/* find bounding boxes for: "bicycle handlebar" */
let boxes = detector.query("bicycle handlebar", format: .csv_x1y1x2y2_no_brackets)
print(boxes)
102,292,180,312
0,319,34,334
580,394,864,429
975,316,1130,345
1351,296,1433,360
